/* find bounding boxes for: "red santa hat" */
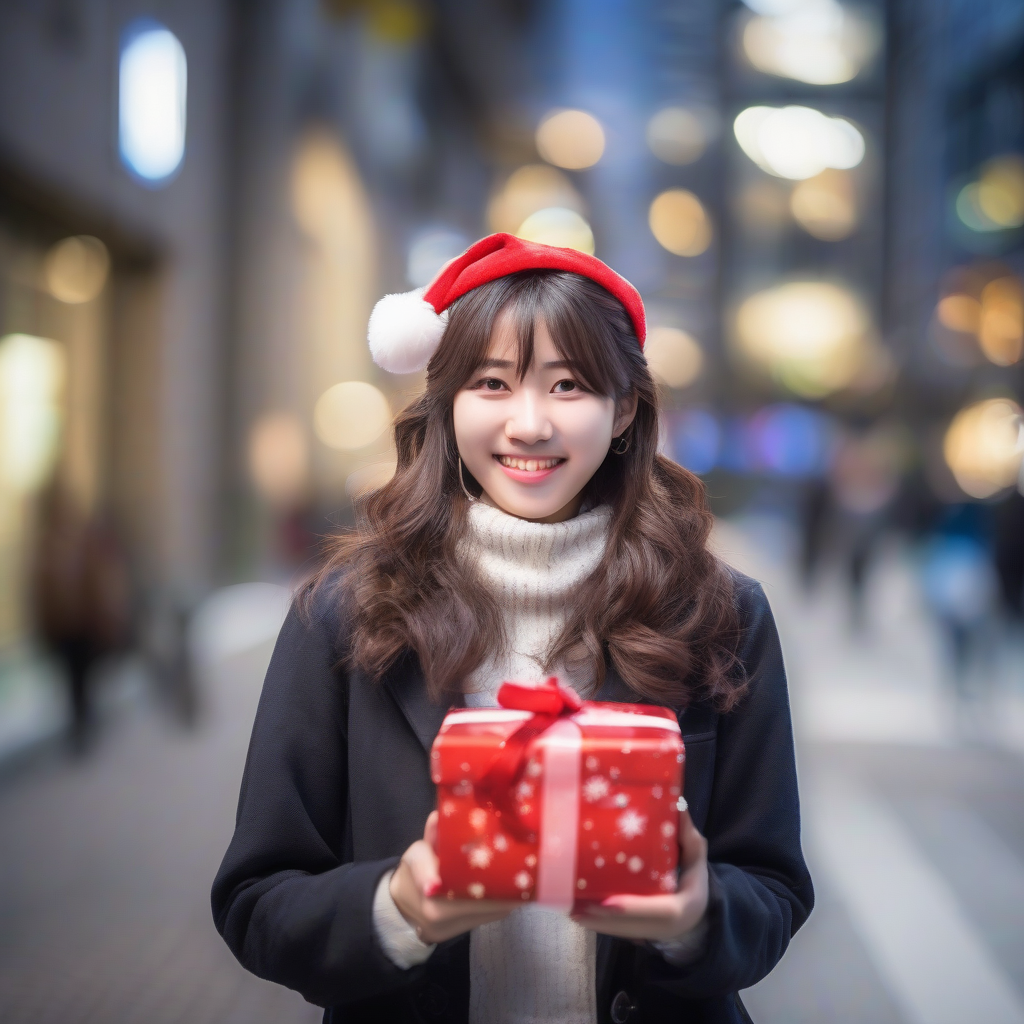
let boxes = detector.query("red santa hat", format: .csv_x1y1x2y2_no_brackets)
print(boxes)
368,232,646,374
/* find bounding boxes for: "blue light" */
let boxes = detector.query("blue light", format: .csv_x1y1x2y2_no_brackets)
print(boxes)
119,20,187,184
748,404,833,477
670,410,721,475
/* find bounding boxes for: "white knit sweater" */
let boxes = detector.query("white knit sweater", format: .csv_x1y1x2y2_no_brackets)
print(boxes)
374,500,611,1024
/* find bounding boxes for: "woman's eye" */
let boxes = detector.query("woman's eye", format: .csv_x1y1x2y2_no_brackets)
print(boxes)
470,377,508,392
552,379,579,393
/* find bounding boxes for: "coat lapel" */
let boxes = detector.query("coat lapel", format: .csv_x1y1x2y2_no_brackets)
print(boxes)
383,655,460,754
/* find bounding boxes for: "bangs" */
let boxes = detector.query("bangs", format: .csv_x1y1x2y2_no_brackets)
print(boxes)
436,271,639,401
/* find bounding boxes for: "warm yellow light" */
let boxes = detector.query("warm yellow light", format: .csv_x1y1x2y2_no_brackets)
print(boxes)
248,413,309,506
644,327,704,388
735,281,870,397
346,457,398,498
937,294,982,334
535,109,605,170
741,1,880,86
488,165,584,235
978,278,1024,366
646,107,707,165
0,334,65,493
313,381,391,451
44,236,110,304
734,105,864,180
516,207,595,254
648,190,712,257
790,169,857,240
943,398,1024,499
977,156,1024,229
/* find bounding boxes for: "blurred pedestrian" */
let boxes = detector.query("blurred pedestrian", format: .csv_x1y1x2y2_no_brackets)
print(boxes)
919,510,999,691
30,485,132,752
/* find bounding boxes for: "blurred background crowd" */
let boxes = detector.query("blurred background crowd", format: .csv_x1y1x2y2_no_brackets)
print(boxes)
0,1,1023,1023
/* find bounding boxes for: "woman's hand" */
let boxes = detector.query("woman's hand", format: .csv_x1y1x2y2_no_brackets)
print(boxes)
570,805,709,942
389,811,521,944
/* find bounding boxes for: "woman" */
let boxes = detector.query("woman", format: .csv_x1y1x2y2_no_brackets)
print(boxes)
212,234,813,1023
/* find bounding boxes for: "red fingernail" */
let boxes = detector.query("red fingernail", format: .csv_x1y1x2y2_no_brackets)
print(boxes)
424,880,441,897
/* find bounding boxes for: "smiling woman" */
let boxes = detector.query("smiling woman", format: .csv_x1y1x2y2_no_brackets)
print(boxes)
453,311,635,523
213,238,813,1024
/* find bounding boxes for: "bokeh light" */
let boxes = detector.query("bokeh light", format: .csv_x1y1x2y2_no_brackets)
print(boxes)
671,410,721,475
516,207,595,254
535,109,605,170
648,190,713,256
248,413,309,507
0,334,66,494
406,229,468,288
742,0,881,86
644,327,704,388
943,398,1024,499
118,21,187,183
957,156,1024,233
977,277,1024,366
645,107,709,165
487,165,585,235
937,294,981,334
734,105,865,180
935,273,1023,367
790,170,858,240
747,403,833,476
313,381,391,451
43,236,110,304
735,281,871,397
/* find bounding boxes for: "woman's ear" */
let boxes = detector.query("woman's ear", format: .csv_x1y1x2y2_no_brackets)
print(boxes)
612,391,639,437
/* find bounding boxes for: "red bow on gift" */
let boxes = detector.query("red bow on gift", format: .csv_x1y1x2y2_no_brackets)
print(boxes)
475,677,583,839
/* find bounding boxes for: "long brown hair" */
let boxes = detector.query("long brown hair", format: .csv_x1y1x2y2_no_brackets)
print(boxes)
310,270,744,710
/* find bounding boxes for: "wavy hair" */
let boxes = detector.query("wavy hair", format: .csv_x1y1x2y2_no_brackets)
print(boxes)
309,270,744,710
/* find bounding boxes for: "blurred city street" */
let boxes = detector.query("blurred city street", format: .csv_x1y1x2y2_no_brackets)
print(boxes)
1,530,1023,1023
1,0,1023,1021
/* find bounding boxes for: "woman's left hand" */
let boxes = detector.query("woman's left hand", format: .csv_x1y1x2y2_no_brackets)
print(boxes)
570,805,709,942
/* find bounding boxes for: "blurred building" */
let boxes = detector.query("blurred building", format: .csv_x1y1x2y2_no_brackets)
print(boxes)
0,0,1022,751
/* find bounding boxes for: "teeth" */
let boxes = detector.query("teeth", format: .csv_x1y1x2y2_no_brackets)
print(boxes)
498,456,561,471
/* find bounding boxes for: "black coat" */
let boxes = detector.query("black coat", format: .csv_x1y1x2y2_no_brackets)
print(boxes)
211,572,813,1024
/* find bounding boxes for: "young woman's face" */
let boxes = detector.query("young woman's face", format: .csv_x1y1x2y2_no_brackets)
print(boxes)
453,311,637,523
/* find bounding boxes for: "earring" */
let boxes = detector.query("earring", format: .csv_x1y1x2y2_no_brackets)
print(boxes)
458,457,477,501
610,435,630,455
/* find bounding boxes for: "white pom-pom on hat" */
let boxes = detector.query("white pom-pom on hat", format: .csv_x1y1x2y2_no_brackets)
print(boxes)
367,287,447,374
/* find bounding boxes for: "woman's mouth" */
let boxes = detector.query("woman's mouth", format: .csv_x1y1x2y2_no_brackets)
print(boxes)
494,454,566,483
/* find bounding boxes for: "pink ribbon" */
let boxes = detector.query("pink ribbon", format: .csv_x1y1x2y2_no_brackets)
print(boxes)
474,678,583,910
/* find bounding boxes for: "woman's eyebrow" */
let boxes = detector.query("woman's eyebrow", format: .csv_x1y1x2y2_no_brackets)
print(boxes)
479,358,515,369
542,360,572,369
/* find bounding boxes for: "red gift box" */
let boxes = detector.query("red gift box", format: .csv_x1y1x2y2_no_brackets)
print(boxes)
430,677,684,909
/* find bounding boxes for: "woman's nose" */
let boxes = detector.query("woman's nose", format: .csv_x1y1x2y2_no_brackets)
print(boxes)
505,392,552,445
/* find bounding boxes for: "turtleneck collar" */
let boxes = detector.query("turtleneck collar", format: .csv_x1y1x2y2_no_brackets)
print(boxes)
461,500,612,614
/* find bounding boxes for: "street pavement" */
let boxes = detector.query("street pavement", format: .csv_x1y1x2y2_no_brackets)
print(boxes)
0,524,1022,1023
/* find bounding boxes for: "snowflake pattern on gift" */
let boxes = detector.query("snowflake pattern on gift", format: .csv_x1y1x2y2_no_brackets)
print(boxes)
515,780,535,801
582,775,609,803
617,809,648,839
468,882,485,898
660,820,676,838
493,833,509,852
514,870,532,890
466,844,492,869
660,872,677,892
628,856,644,873
469,807,488,832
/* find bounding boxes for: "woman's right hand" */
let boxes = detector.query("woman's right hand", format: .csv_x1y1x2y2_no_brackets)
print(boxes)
389,811,521,944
